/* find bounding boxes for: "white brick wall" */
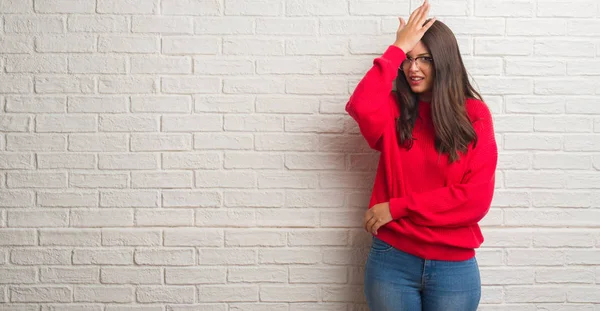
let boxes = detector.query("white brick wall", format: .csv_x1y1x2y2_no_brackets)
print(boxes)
0,0,598,309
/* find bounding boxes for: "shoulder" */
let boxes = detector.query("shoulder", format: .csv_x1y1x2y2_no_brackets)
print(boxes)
464,98,492,123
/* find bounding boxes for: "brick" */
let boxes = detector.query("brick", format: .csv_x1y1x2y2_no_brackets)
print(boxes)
0,267,37,283
534,40,595,57
507,18,566,36
289,267,347,283
68,15,128,32
162,37,219,54
0,228,37,246
320,18,378,35
198,285,258,302
67,97,127,113
36,35,95,52
505,286,565,302
260,286,318,302
535,79,596,95
7,210,68,227
195,17,253,34
195,209,255,227
256,209,318,227
505,210,600,227
164,228,223,246
537,0,596,17
440,17,505,35
73,249,133,265
99,154,158,170
163,153,221,169
195,59,254,75
99,115,159,132
0,35,33,53
37,153,95,169
196,96,254,113
286,78,347,95
40,229,100,246
288,230,347,246
131,134,192,151
10,286,71,302
100,268,162,284
224,0,282,16
224,115,282,132
0,154,33,170
6,96,65,113
69,173,128,188
136,209,194,227
196,171,256,188
194,133,253,150
531,190,592,208
132,96,191,113
256,96,318,114
35,0,94,13
198,249,257,265
99,36,159,53
131,56,191,74
135,248,195,266
132,16,192,34
10,248,70,265
228,267,287,283
74,286,134,303
7,172,67,188
0,115,30,132
225,230,286,247
0,0,33,13
506,60,565,76
100,191,159,208
69,56,126,74
255,134,318,151
162,77,220,94
163,190,221,207
165,267,226,284
40,267,98,284
97,0,158,14
6,55,66,73
286,0,347,16
35,76,94,94
536,269,595,284
162,115,222,132
36,115,96,133
224,38,284,55
102,229,161,246
475,0,534,17
162,0,221,15
0,76,32,93
224,153,282,169
564,135,600,152
99,76,156,94
257,18,316,35
131,172,193,188
224,78,284,94
71,209,133,227
137,286,195,303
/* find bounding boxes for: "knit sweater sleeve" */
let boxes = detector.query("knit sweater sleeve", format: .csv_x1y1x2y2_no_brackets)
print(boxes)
345,45,406,150
389,104,498,227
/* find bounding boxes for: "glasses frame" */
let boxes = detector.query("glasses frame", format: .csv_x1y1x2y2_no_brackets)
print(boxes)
401,56,434,71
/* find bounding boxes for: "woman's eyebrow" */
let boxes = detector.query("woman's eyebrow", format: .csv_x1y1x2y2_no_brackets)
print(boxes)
407,53,432,57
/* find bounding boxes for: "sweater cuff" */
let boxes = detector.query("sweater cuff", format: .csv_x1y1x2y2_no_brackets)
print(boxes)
389,197,409,219
382,45,407,69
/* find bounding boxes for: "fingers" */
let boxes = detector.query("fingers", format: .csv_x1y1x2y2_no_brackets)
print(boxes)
414,0,430,27
407,1,425,25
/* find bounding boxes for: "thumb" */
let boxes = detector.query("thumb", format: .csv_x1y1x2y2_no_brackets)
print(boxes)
398,17,406,29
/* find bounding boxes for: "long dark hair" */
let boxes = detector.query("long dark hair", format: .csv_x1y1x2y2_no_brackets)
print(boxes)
395,19,482,163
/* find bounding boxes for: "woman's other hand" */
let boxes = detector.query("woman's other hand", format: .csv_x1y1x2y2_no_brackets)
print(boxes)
394,0,436,52
364,202,393,235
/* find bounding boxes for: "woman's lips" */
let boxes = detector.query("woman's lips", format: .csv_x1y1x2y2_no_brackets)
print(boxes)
409,77,424,86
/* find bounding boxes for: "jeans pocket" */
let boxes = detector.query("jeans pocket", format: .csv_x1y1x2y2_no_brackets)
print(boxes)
370,236,393,253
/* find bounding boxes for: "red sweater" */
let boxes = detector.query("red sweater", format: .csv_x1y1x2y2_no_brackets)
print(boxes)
346,45,498,261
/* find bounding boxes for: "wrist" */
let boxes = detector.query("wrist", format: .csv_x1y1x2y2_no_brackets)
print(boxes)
392,41,409,53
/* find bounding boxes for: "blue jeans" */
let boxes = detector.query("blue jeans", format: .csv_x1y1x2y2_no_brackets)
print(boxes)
364,237,481,311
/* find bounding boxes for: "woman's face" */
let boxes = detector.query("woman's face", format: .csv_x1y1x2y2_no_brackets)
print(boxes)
401,41,434,101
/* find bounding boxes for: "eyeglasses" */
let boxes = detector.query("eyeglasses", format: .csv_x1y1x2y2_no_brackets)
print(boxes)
401,56,434,70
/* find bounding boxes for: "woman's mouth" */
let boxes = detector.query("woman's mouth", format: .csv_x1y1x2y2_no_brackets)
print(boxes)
409,76,424,86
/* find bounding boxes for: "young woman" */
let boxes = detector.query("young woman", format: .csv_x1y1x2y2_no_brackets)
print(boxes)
345,1,498,310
